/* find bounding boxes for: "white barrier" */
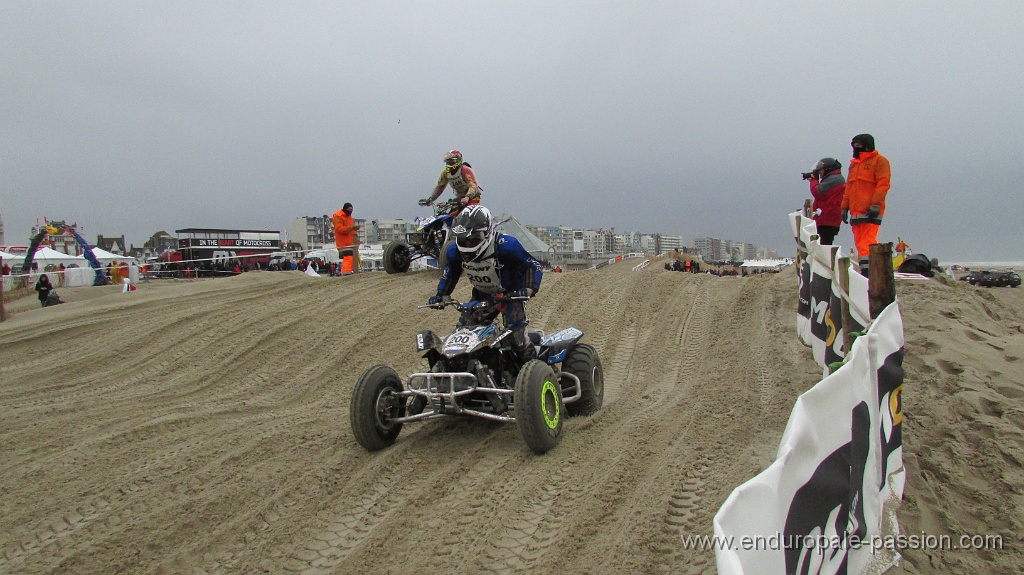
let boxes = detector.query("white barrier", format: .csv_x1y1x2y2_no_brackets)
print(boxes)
714,304,905,575
791,212,870,373
713,212,906,575
1,265,140,292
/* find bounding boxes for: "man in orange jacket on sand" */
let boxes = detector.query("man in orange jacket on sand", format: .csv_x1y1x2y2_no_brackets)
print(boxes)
841,134,891,275
333,203,361,275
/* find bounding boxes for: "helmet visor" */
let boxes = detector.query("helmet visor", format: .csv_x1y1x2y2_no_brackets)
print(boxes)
456,230,486,249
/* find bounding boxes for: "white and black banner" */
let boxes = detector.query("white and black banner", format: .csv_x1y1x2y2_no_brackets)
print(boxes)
790,212,871,371
808,242,839,370
790,212,813,345
713,303,905,575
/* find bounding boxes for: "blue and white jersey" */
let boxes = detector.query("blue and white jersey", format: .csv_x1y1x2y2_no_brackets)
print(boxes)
436,234,543,299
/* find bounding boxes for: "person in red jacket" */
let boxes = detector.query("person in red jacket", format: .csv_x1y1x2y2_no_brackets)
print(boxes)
841,134,891,274
807,157,845,245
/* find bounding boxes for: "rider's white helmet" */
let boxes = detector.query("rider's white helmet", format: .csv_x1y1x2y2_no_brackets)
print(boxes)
451,205,495,262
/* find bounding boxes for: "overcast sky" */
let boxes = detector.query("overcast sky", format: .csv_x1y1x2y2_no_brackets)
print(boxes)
2,2,1022,261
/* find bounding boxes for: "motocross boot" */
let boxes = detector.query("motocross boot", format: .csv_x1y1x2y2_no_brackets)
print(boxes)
512,329,537,364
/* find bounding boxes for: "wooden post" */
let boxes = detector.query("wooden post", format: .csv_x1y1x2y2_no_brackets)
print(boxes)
803,199,813,218
838,256,853,355
868,242,895,319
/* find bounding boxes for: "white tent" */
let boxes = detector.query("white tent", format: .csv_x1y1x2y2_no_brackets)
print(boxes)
29,247,82,267
493,213,551,261
740,258,794,272
0,251,22,278
88,247,136,263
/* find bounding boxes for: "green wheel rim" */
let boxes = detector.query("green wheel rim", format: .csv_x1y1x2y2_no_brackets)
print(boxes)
541,379,560,430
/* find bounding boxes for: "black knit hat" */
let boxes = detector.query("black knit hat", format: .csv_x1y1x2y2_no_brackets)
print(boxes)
851,134,875,152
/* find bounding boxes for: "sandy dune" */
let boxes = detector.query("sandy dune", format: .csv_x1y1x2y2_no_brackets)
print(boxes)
1,262,1022,574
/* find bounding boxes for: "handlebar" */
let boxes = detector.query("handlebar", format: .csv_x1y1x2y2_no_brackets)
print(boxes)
419,198,459,207
418,295,530,310
419,198,461,215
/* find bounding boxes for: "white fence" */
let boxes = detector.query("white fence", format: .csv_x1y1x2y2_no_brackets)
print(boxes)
713,212,906,575
3,265,141,293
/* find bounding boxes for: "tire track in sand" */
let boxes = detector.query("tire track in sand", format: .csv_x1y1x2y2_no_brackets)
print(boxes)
250,421,509,575
476,461,577,574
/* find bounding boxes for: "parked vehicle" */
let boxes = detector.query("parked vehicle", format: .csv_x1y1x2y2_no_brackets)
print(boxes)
978,271,1003,287
966,270,1019,288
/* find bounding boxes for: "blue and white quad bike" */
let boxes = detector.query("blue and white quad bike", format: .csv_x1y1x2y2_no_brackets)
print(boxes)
382,199,460,274
350,296,604,454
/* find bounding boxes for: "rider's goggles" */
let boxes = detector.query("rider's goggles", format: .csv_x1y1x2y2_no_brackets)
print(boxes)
457,231,486,249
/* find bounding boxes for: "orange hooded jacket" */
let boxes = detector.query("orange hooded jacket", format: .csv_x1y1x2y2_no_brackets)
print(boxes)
841,150,891,215
332,209,358,249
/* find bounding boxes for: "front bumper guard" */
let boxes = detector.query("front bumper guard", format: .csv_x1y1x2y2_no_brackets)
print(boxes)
392,370,581,424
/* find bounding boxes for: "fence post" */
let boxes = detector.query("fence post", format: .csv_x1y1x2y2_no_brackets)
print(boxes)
0,256,5,322
803,199,813,218
869,243,895,319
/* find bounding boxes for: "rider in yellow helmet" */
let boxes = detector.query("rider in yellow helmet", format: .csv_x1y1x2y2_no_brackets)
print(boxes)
419,150,482,215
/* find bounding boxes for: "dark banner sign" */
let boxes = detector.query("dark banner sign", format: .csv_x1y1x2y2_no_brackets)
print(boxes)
179,238,280,250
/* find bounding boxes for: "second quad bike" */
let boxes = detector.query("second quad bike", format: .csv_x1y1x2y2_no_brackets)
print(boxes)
383,199,460,274
350,296,604,454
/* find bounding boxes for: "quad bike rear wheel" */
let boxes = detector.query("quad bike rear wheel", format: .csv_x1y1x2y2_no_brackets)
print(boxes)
383,241,412,274
350,365,405,450
514,360,563,454
563,343,604,417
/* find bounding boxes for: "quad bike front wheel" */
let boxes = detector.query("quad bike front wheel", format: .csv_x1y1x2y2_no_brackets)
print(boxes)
514,360,563,454
563,343,604,417
383,241,412,274
350,365,405,451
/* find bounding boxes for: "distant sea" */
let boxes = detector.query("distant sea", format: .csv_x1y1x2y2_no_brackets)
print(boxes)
948,261,1024,270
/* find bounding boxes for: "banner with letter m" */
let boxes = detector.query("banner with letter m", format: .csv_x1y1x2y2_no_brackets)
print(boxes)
713,304,905,575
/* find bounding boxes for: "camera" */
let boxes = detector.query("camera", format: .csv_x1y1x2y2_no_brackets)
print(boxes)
801,172,816,181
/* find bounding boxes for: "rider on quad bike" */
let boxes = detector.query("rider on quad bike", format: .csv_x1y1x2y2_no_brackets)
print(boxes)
428,205,542,364
419,150,482,215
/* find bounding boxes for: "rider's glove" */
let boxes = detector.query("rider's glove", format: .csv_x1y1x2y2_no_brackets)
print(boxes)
428,294,446,307
418,198,433,206
513,288,535,299
841,209,849,224
866,204,881,219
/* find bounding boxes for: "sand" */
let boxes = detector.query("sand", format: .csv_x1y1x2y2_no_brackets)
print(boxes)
1,262,1021,574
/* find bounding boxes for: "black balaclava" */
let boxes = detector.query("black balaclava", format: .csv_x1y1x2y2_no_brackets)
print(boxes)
851,134,875,159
